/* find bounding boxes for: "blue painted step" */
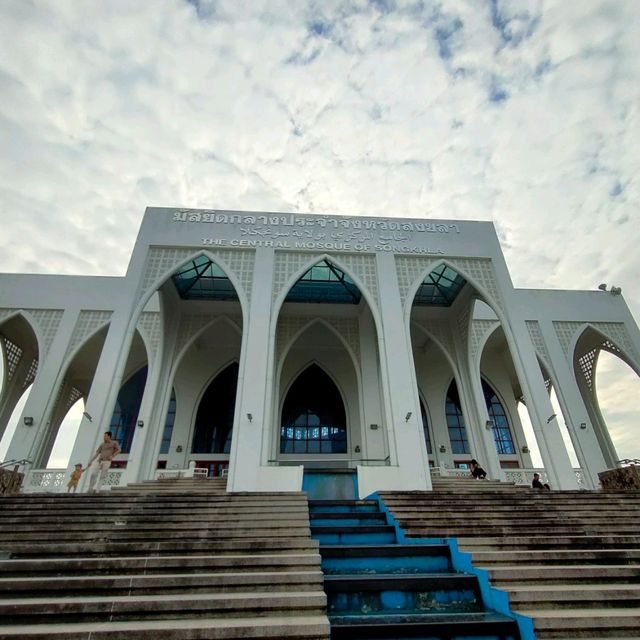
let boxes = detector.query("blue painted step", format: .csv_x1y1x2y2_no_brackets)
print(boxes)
309,499,522,640
321,544,452,575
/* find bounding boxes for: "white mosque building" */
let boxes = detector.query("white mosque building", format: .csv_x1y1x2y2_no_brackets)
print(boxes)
1,208,639,497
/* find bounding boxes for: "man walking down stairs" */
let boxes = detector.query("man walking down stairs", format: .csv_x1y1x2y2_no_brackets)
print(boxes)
381,477,640,639
0,478,330,639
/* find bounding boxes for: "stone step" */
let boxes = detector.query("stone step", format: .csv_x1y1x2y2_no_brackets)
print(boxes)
0,590,327,624
517,607,640,635
470,548,640,566
0,526,312,543
328,611,520,639
451,535,640,549
0,553,322,577
0,614,330,638
487,565,640,584
0,515,312,529
506,584,640,609
0,570,324,597
1,537,320,558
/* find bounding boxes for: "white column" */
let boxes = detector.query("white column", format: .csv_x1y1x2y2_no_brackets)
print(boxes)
70,308,137,487
509,320,578,489
540,320,609,488
359,253,430,497
227,247,301,492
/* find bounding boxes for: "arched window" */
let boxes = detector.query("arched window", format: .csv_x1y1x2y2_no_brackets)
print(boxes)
160,389,176,454
109,366,148,453
420,398,432,454
192,363,238,454
446,381,469,454
482,379,515,454
280,365,347,454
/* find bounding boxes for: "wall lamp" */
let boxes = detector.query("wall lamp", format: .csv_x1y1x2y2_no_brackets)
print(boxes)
247,413,253,422
137,420,144,428
439,445,447,453
546,414,557,424
405,412,412,422
521,445,530,454
23,417,34,426
485,419,494,430
370,424,379,430
579,422,587,430
82,411,93,422
176,445,183,453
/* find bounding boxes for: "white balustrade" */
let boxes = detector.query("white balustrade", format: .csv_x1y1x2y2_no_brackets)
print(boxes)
23,467,126,493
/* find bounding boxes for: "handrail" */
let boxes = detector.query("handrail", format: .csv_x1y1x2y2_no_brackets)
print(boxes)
0,459,32,470
618,458,640,466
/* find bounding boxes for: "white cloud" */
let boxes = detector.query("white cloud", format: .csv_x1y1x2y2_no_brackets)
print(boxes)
0,0,638,462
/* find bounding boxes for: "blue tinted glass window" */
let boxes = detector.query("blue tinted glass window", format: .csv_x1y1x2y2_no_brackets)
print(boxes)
483,379,516,454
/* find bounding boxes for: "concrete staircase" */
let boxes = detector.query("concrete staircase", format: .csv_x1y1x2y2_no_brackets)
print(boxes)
0,478,330,639
381,477,640,639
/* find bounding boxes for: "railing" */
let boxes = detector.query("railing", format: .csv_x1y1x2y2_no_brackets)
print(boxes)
433,466,585,487
266,457,392,467
0,458,32,470
22,468,126,493
154,462,208,480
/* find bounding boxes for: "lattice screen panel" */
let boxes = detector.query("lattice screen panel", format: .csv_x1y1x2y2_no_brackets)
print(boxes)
137,312,162,364
24,357,39,389
28,310,64,357
525,320,552,368
64,311,113,363
470,320,500,362
1,337,23,381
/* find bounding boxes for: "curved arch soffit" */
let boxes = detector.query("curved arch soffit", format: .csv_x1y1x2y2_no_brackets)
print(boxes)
133,250,250,331
280,360,349,421
417,390,434,446
404,259,504,326
0,310,44,364
61,321,112,372
192,358,240,412
570,323,640,379
475,320,504,367
273,253,382,335
410,320,459,375
174,316,243,374
278,317,360,384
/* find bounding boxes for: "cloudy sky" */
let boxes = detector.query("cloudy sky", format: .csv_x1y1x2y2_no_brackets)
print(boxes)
0,0,639,465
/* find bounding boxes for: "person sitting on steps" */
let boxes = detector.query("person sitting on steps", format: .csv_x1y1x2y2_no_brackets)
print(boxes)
469,459,487,480
532,472,551,490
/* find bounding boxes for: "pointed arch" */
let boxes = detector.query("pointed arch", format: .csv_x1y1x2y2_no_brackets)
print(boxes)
404,259,502,321
133,249,250,332
0,310,43,366
108,365,148,454
410,320,458,373
279,362,347,455
273,253,382,333
174,315,243,372
277,317,360,383
571,323,640,381
191,361,239,454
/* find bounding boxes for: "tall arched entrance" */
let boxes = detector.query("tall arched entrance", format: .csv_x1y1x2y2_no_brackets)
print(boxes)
190,362,239,476
280,364,347,455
